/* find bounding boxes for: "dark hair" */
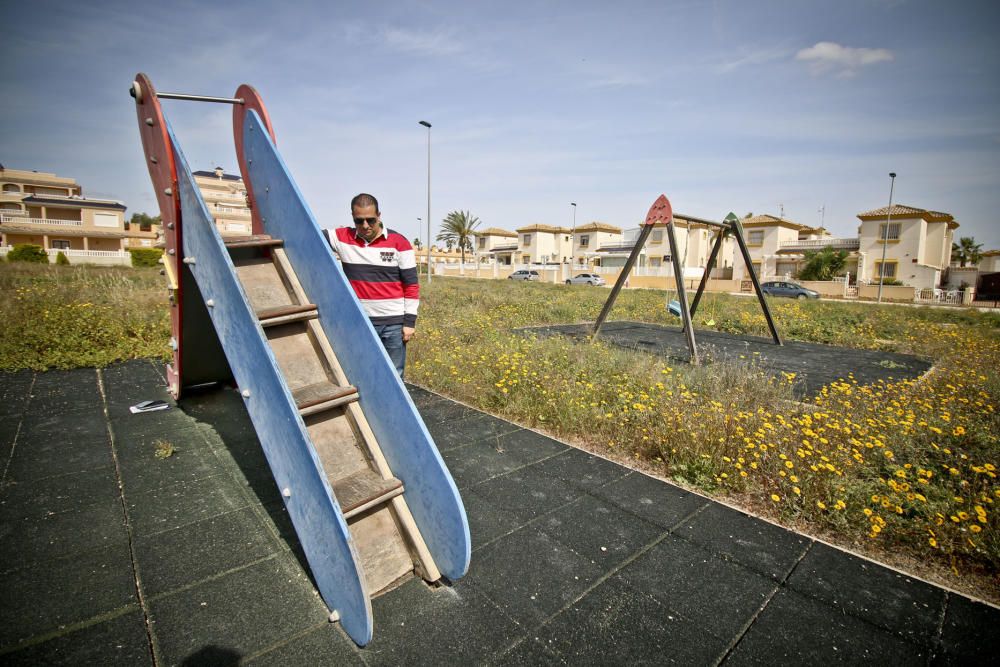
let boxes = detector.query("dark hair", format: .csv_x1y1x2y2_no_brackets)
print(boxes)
351,193,379,214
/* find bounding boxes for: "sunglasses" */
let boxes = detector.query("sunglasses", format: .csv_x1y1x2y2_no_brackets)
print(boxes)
353,217,378,226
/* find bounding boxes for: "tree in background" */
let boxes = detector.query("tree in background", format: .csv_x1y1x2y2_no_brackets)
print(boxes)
797,247,848,281
129,212,161,231
436,210,481,265
951,236,982,267
412,237,422,250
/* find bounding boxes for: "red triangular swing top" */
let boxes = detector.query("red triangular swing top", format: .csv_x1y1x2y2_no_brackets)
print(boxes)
644,194,673,226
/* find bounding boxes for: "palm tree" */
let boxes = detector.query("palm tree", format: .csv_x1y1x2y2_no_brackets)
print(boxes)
412,237,422,250
436,210,481,264
951,236,983,267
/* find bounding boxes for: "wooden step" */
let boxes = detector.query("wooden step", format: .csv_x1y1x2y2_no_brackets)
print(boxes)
224,235,284,249
256,303,318,327
332,469,404,520
292,380,359,416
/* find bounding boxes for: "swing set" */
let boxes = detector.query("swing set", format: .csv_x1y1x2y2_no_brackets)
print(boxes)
592,195,782,365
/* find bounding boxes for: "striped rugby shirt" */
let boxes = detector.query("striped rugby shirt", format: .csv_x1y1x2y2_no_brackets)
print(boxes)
325,226,419,327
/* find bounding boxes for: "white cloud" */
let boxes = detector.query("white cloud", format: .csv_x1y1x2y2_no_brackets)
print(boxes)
715,46,791,73
795,41,894,77
381,26,466,57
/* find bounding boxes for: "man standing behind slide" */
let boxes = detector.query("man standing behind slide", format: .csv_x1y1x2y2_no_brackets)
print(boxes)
325,193,418,378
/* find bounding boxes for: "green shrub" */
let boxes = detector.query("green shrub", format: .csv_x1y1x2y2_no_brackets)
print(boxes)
55,251,70,265
129,247,164,268
7,244,49,263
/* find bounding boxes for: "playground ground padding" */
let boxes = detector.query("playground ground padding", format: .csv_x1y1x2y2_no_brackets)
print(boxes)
527,321,933,399
0,359,995,665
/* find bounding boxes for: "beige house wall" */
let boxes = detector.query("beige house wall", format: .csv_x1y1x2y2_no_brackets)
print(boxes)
575,229,621,265
980,253,1000,272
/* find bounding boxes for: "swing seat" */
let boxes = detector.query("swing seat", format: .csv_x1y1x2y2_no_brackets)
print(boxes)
667,300,682,317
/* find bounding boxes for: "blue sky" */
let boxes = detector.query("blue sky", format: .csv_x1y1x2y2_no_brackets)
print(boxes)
3,0,999,249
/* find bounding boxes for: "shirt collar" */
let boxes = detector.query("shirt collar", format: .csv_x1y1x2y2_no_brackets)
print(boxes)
353,225,387,244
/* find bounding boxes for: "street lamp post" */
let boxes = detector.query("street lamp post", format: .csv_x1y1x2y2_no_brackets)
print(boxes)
419,120,432,283
877,172,897,304
570,202,577,266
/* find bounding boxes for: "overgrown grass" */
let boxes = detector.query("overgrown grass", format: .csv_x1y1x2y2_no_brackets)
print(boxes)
0,263,170,370
2,264,997,597
410,278,1000,597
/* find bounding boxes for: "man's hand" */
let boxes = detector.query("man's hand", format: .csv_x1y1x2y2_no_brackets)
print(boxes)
402,326,415,342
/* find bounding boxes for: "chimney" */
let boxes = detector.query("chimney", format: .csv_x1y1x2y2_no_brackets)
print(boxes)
214,166,224,179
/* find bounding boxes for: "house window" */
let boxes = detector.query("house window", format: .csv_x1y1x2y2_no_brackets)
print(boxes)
522,234,532,245
522,255,530,264
579,235,590,248
651,230,663,243
51,239,70,250
751,261,761,276
874,261,898,279
93,212,119,228
877,222,901,241
748,230,764,246
477,237,486,249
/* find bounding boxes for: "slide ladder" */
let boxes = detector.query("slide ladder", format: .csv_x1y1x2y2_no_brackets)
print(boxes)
130,74,469,646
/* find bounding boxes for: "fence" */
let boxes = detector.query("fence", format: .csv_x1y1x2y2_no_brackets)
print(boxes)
0,246,132,266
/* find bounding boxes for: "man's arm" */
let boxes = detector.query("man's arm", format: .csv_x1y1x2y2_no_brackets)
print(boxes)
397,236,419,341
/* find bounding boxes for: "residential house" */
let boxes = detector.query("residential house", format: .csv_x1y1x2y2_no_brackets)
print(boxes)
980,250,1000,273
473,227,518,264
516,223,572,265
731,214,830,281
856,205,957,289
0,165,156,258
193,168,253,237
572,222,622,267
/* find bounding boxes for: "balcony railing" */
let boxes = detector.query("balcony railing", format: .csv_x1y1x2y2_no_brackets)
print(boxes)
0,214,82,227
214,206,251,216
779,238,860,251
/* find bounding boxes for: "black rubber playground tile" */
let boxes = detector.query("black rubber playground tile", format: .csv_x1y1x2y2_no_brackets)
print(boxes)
0,497,129,570
787,541,946,646
616,533,779,642
415,398,478,425
531,446,633,491
588,470,710,530
424,411,523,452
243,623,362,666
673,502,811,581
133,506,283,598
366,578,521,666
441,429,567,489
461,522,605,628
466,465,584,523
124,472,254,539
535,494,665,570
0,544,138,650
0,609,152,667
18,406,109,441
937,593,1000,664
529,321,933,398
0,465,122,521
518,576,730,665
0,369,33,418
146,553,328,666
4,433,114,482
723,587,929,665
113,429,226,495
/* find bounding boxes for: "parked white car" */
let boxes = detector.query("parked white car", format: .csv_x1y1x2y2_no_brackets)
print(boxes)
565,273,606,286
508,270,540,281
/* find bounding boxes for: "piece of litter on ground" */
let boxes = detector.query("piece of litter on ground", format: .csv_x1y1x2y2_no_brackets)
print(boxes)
130,400,169,414
600,546,607,552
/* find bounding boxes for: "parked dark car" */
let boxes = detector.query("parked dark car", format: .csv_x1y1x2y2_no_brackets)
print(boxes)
565,273,606,286
508,269,540,281
761,280,820,299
